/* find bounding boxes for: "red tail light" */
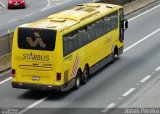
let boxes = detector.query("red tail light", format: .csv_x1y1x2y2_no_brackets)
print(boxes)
12,69,16,78
56,73,61,81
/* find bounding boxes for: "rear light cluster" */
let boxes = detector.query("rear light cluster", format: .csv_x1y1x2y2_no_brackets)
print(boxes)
12,69,16,78
56,73,61,81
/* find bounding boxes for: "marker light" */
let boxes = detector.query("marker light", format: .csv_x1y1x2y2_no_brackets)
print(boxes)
56,73,61,81
12,69,16,78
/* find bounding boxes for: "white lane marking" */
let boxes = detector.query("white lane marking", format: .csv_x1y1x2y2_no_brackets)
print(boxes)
0,70,11,77
106,103,115,108
47,0,51,7
0,1,6,10
122,88,135,97
0,77,12,85
0,70,11,85
25,13,35,17
128,5,160,22
101,103,116,112
41,0,74,11
18,95,50,114
155,66,160,71
124,28,160,53
8,19,17,23
40,8,47,11
140,75,151,83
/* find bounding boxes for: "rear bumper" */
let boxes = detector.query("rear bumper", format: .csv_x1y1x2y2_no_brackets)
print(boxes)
12,79,75,92
12,82,61,91
8,3,25,8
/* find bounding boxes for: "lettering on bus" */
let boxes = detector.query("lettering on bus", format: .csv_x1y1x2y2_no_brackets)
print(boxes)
22,52,49,61
105,35,112,43
64,54,72,61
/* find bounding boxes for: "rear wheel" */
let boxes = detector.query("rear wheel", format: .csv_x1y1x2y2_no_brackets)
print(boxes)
74,71,81,90
81,66,89,84
111,52,116,63
111,48,118,63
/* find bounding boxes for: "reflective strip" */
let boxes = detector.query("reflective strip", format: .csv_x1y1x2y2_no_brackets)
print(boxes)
71,55,80,78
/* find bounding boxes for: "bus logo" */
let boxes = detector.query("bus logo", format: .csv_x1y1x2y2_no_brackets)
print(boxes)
26,32,46,48
34,32,40,38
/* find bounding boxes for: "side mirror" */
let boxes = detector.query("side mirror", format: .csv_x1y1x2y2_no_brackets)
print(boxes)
122,19,128,30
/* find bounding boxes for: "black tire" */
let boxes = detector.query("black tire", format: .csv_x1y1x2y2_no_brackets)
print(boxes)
74,71,81,90
111,51,116,64
111,49,118,64
81,66,89,84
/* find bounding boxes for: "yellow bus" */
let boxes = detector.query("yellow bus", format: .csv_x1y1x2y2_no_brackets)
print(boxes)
11,3,128,91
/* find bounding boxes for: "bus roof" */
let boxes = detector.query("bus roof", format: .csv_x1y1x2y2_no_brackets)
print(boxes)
20,3,122,31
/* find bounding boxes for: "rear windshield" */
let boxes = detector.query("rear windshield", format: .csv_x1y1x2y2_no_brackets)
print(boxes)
18,28,56,51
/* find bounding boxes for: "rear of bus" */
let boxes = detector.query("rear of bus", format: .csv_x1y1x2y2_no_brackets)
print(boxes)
11,27,64,91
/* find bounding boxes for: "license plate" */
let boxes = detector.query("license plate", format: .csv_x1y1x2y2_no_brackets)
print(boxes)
32,76,40,81
14,3,19,6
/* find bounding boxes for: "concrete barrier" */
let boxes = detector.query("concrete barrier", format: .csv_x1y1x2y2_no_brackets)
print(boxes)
0,34,12,72
0,34,13,56
0,53,11,72
99,0,135,5
0,0,158,72
124,0,157,15
98,0,157,15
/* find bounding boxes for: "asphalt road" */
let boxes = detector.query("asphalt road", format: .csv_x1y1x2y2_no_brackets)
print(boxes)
0,1,160,114
0,0,47,36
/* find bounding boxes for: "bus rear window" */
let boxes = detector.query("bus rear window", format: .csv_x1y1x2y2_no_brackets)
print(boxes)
18,28,56,51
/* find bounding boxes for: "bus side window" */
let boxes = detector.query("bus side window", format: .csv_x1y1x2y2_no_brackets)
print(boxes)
95,20,101,38
78,27,88,48
63,31,78,56
87,23,96,42
111,11,118,30
104,15,111,33
63,36,69,56
99,19,104,36
119,8,125,42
